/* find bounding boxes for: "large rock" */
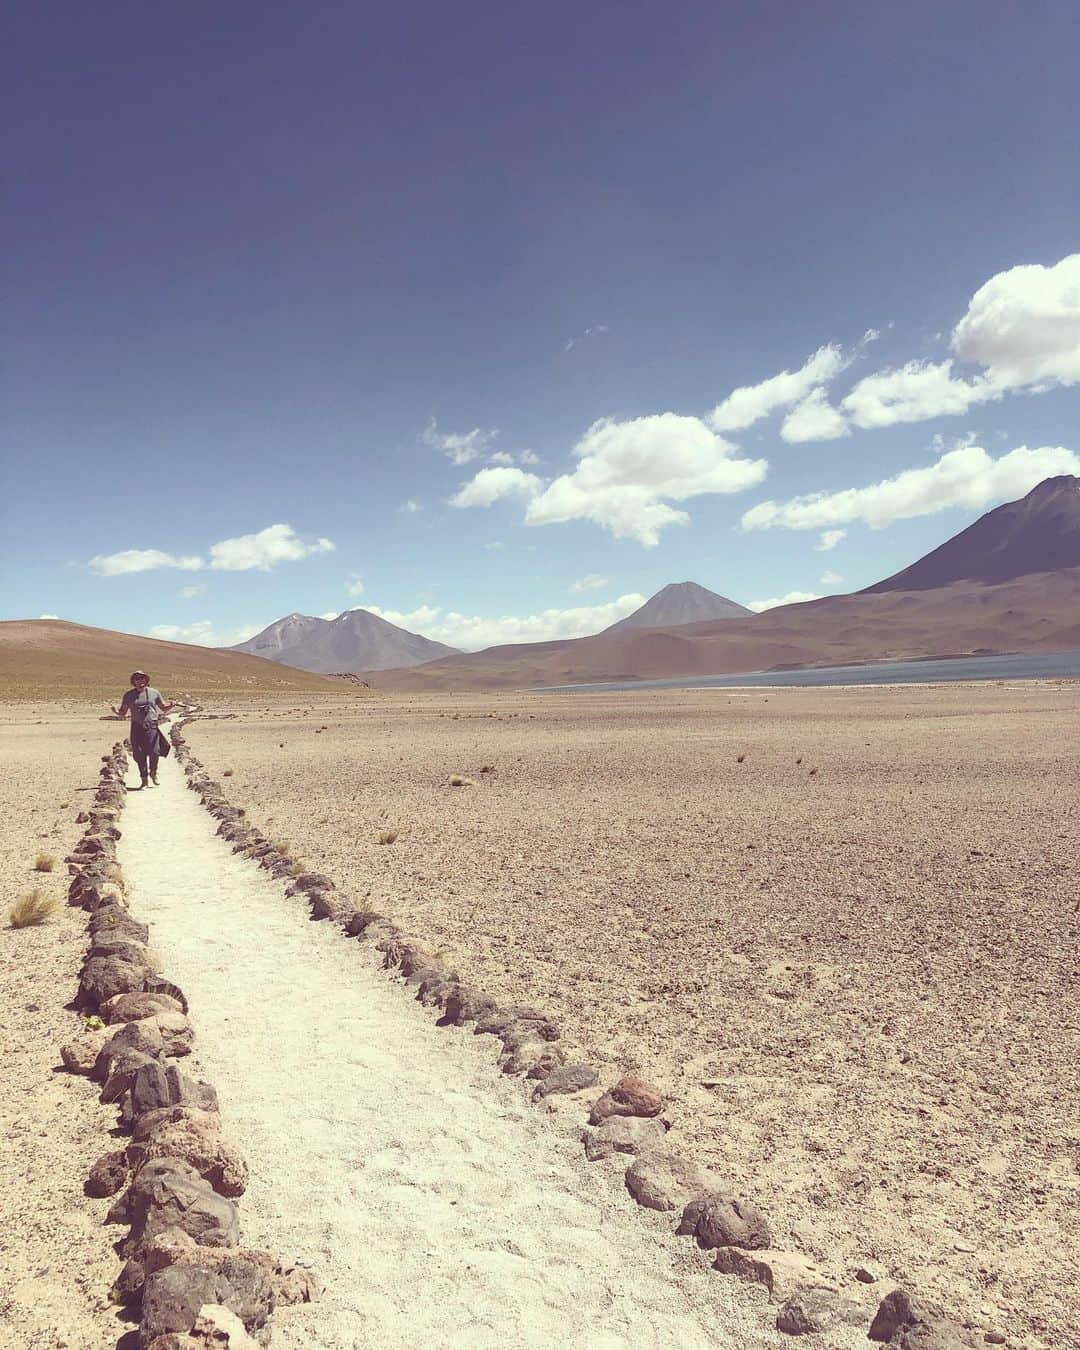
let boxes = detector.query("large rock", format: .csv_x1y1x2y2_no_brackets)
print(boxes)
582,1115,667,1160
61,1028,108,1074
102,991,184,1024
90,907,149,944
131,1062,220,1120
678,1193,771,1250
713,1247,830,1302
86,1149,130,1197
588,1075,663,1124
776,1288,867,1336
139,1263,229,1345
89,935,152,966
79,955,149,1008
439,985,496,1026
475,1006,560,1042
868,1289,975,1348
129,1107,248,1197
534,1064,600,1098
624,1152,723,1212
123,1160,239,1253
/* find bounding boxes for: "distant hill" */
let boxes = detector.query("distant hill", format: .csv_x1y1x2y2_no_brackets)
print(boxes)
366,569,1080,691
232,608,460,673
605,582,751,632
0,620,351,700
864,475,1080,592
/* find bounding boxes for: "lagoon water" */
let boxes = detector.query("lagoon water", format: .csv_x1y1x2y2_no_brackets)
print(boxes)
537,648,1080,693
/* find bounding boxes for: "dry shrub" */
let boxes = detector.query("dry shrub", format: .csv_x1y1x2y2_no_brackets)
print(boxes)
272,839,292,858
223,769,234,777
287,862,305,876
8,889,59,928
448,774,475,788
808,766,819,776
33,853,56,872
795,756,803,765
735,754,746,764
377,829,399,845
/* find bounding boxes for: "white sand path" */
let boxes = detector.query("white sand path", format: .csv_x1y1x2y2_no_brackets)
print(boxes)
116,756,799,1350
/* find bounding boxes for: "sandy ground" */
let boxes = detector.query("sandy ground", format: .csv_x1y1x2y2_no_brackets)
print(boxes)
181,685,1080,1350
0,706,124,1350
115,753,823,1348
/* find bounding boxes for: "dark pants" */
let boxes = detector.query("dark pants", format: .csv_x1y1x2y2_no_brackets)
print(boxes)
131,723,160,781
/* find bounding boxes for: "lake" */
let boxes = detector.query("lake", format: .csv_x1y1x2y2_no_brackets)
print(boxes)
534,649,1080,693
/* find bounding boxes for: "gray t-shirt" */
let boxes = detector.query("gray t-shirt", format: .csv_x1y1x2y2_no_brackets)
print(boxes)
120,687,163,727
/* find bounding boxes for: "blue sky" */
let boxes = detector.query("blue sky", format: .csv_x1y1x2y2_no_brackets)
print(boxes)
3,2,1079,649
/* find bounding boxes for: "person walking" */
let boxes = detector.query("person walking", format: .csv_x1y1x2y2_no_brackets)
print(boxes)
111,671,177,788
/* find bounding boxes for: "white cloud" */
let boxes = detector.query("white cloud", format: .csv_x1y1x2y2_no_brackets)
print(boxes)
819,570,843,585
39,613,60,619
365,594,647,651
747,591,820,613
780,388,851,443
834,253,1080,433
519,450,541,466
401,499,422,513
319,611,340,621
488,451,515,465
149,620,263,647
90,526,333,577
207,524,335,572
952,253,1080,387
708,344,851,432
449,466,544,509
90,548,204,576
742,443,1080,533
521,413,767,547
422,418,496,465
570,573,610,593
180,584,207,599
815,529,847,551
483,541,504,551
345,574,364,597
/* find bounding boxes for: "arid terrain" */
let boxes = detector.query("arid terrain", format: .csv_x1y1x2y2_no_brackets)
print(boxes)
0,704,124,1349
179,684,1079,1349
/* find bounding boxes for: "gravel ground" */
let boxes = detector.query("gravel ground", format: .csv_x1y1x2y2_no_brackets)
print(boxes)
185,684,1080,1350
0,705,125,1350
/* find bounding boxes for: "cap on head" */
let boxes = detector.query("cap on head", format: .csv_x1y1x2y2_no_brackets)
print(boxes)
131,670,149,682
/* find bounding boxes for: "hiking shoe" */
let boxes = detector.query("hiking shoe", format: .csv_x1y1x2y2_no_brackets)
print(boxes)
150,773,159,785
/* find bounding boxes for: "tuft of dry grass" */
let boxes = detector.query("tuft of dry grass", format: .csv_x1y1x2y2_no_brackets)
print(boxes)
448,774,475,788
287,861,305,876
377,829,400,845
735,753,746,764
808,766,819,776
33,853,56,872
7,889,59,928
272,839,292,857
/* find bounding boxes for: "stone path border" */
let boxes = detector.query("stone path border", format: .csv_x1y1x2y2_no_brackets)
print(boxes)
169,714,981,1349
60,733,319,1349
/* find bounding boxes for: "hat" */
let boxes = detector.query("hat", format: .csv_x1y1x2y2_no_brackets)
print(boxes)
130,670,149,680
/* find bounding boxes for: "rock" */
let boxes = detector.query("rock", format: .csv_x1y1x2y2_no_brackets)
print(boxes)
140,1263,229,1344
855,1264,886,1284
678,1193,771,1250
101,1050,158,1103
89,936,152,966
381,939,435,975
131,1062,220,1120
145,977,189,1012
582,1115,667,1160
76,811,90,823
61,1028,108,1074
90,908,149,944
102,992,184,1024
870,1290,938,1342
345,910,394,938
86,1149,129,1197
124,1160,239,1253
534,1064,600,1097
475,1006,560,1041
129,1107,248,1197
191,1304,260,1347
624,1152,723,1212
497,1034,549,1075
439,985,496,1025
213,1256,275,1341
522,1044,567,1079
79,955,149,1008
415,973,456,1007
309,890,351,922
776,1288,866,1335
713,1247,831,1303
588,1075,663,1124
290,873,334,893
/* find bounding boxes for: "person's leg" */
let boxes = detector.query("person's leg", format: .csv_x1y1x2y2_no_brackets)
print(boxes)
147,729,160,783
131,729,148,785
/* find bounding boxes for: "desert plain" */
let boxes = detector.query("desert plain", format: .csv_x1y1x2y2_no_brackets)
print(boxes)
1,683,1077,1349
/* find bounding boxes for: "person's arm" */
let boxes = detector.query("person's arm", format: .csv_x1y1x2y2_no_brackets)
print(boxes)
111,694,130,719
156,695,178,713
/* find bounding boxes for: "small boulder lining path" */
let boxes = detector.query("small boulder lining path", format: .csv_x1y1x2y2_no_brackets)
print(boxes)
117,754,795,1349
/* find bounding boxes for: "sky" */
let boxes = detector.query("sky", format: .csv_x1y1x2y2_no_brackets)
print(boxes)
3,1,1079,651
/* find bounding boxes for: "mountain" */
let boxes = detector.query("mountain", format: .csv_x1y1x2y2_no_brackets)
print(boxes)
604,581,752,632
366,569,1080,692
863,475,1080,592
0,620,352,701
231,608,460,673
